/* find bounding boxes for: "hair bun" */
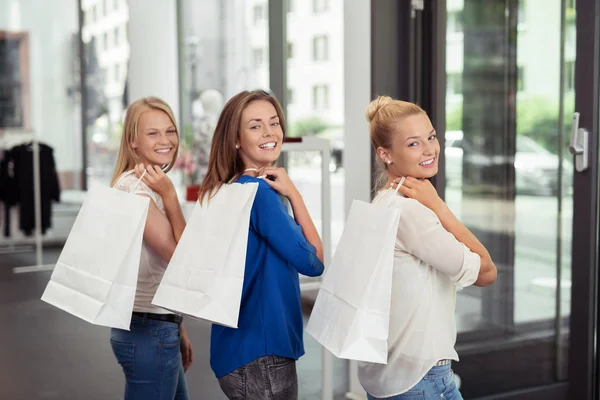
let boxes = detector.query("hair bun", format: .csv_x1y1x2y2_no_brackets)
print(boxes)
365,96,394,123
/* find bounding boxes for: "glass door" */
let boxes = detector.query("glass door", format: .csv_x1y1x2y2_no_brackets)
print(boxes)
439,0,598,398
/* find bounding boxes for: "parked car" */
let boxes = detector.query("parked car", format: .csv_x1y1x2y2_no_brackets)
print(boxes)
445,130,573,196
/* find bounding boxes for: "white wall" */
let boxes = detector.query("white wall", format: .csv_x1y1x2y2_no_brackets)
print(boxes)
344,0,371,210
0,0,80,173
126,0,179,119
344,0,371,394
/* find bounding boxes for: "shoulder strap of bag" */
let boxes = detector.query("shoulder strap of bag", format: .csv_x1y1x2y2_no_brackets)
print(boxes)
373,176,405,206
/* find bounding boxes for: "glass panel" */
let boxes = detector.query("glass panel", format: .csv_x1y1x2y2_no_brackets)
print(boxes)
176,0,270,191
444,0,573,396
82,0,130,185
286,0,346,397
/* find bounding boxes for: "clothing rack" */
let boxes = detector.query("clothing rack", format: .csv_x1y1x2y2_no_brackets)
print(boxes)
0,130,44,269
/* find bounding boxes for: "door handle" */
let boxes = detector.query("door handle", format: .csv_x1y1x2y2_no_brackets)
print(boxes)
569,112,589,172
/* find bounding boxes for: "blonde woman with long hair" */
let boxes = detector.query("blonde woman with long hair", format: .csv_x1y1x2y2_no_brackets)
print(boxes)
358,96,497,400
110,97,192,400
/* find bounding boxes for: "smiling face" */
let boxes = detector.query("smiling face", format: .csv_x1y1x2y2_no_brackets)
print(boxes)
131,109,179,167
237,100,284,169
377,113,440,179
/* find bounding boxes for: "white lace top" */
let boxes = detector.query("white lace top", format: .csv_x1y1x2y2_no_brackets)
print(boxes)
113,171,171,314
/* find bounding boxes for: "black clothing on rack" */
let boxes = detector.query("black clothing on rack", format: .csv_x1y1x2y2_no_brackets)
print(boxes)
0,142,61,237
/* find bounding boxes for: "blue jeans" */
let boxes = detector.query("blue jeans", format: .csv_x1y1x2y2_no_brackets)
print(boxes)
367,364,463,400
110,315,189,400
218,355,298,400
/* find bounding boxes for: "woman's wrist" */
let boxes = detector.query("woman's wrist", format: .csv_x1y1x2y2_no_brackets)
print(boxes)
429,198,446,214
162,188,179,203
287,189,302,204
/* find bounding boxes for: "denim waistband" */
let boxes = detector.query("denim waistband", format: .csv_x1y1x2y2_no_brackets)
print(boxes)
425,362,452,377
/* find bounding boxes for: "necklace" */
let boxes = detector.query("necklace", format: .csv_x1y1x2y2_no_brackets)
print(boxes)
244,168,259,172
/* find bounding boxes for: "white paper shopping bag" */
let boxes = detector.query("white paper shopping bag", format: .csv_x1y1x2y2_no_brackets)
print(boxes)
41,173,149,330
152,182,258,328
306,184,402,364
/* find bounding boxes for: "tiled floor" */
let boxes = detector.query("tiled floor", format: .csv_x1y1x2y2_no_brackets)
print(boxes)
0,248,349,400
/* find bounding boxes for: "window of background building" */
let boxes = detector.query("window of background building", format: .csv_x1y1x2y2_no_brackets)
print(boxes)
103,32,108,50
287,88,294,104
114,27,119,47
102,0,107,17
287,42,294,59
313,35,328,61
313,0,329,13
114,0,119,11
288,0,294,13
120,25,126,45
312,84,329,110
0,31,30,129
114,64,120,83
92,4,97,22
253,4,265,25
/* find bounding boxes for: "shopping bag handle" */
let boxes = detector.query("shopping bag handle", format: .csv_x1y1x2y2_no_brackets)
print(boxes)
373,176,405,206
129,170,148,194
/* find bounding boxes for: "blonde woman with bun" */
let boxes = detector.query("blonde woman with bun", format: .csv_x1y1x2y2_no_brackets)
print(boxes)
357,96,497,400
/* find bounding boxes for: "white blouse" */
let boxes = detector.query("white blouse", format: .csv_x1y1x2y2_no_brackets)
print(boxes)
114,172,171,315
358,189,481,398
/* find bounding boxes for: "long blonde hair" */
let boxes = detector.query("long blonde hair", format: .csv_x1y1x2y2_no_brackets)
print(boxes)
365,96,426,190
110,96,179,186
198,90,286,203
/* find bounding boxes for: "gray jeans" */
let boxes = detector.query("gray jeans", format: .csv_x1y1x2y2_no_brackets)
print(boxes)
218,355,298,400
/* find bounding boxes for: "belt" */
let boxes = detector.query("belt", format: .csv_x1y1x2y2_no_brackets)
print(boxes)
435,359,452,366
132,312,183,325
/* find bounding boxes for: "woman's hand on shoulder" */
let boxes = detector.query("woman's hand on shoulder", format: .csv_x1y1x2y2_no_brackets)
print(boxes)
135,163,176,199
257,166,300,200
396,176,444,212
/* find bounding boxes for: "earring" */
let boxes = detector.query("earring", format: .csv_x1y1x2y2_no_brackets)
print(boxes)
235,144,240,149
386,160,392,165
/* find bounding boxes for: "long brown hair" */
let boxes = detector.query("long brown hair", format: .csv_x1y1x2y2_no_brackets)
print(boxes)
365,95,425,190
110,96,179,186
198,90,286,203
